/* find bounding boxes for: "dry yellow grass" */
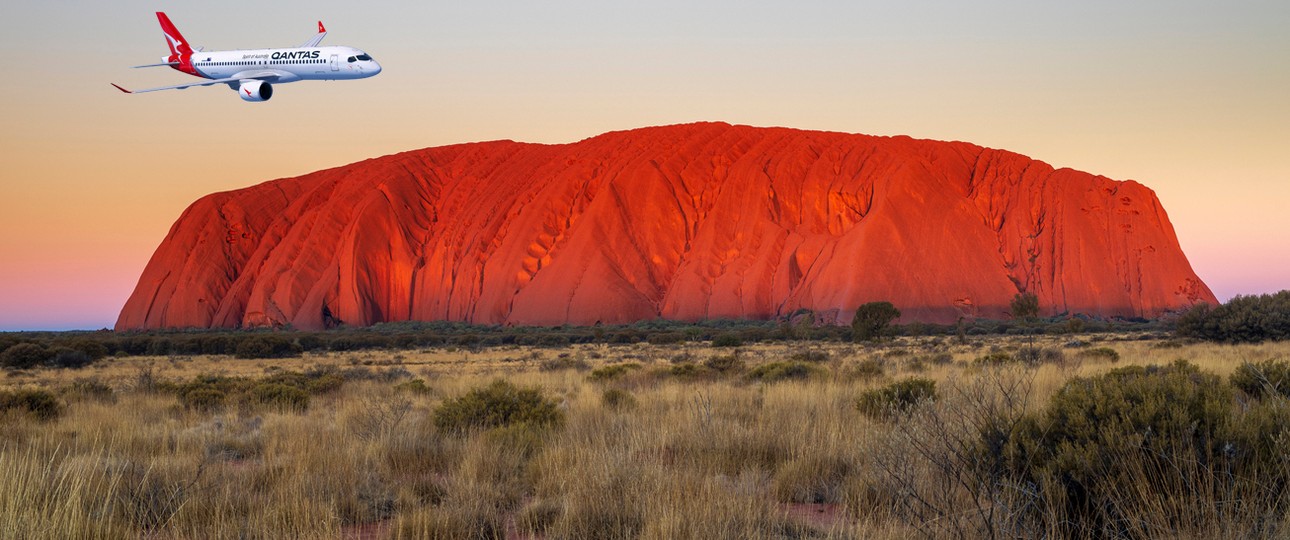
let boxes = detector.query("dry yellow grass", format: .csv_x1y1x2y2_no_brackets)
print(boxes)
1,333,1287,539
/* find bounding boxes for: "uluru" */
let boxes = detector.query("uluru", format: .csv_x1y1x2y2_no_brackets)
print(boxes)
116,122,1215,331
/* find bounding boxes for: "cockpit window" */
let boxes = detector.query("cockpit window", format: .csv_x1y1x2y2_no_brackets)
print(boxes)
347,56,357,63
356,54,372,61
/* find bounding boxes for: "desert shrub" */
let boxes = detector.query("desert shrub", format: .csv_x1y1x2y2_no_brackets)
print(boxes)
974,352,1015,365
668,363,711,380
65,378,116,403
1,343,50,369
329,334,391,351
47,347,94,369
396,378,432,394
646,332,686,345
586,363,641,382
789,349,830,363
772,455,853,504
0,388,63,421
712,333,743,348
850,358,886,381
1231,359,1290,399
234,334,303,359
69,339,109,360
1002,361,1232,533
538,356,590,372
601,388,637,411
1176,291,1290,343
703,354,745,374
1010,292,1040,320
179,386,231,412
853,301,901,342
746,361,820,383
856,377,937,419
246,383,309,412
433,379,563,433
1076,346,1120,363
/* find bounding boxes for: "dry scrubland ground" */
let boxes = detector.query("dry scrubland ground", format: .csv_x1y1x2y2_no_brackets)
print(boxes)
1,334,1287,539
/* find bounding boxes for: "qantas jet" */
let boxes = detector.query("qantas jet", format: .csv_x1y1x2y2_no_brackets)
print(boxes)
113,12,381,102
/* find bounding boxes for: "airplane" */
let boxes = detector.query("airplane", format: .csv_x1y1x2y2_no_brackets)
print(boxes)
112,12,381,102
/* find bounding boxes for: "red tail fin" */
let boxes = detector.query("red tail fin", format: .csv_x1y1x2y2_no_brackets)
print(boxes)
156,12,193,56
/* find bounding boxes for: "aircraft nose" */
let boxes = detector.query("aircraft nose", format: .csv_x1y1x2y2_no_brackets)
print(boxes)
370,61,382,76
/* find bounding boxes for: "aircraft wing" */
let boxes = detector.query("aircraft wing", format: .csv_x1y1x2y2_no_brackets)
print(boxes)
300,21,327,48
111,72,283,94
131,62,181,68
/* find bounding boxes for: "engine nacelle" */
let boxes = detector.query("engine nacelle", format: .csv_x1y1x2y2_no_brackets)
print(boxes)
237,80,273,102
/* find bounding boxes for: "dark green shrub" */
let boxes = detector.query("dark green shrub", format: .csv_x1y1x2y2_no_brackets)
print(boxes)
974,352,1015,365
65,378,115,403
1010,292,1040,320
856,377,937,419
746,361,820,383
247,383,310,412
850,359,885,381
587,363,641,382
0,388,63,420
433,379,563,432
853,301,900,342
181,388,228,412
647,332,686,345
1231,359,1290,399
538,356,591,372
1076,347,1120,363
395,378,432,394
668,363,710,380
69,339,109,360
1,343,50,369
602,388,637,411
234,335,303,359
1002,361,1232,532
712,333,743,348
47,347,93,369
789,349,830,363
703,354,745,374
1176,292,1290,343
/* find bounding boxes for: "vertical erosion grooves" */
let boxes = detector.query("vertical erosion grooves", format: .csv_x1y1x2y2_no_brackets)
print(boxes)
116,123,1217,330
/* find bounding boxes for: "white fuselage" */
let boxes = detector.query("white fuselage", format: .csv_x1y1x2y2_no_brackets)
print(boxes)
183,46,381,83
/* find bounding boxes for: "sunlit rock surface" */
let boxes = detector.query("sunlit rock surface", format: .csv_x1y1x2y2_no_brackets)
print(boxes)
117,123,1215,330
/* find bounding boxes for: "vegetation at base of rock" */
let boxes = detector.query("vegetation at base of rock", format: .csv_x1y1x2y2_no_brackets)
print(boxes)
852,302,901,342
1176,291,1290,343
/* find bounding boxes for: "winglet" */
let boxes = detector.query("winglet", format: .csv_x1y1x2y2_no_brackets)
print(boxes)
111,83,133,94
301,21,328,48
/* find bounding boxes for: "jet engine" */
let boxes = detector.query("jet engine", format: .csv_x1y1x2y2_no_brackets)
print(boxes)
237,80,273,102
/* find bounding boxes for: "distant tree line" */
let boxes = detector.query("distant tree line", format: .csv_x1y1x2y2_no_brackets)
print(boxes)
0,308,1176,370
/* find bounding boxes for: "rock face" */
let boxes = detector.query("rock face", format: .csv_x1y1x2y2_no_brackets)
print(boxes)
117,123,1215,330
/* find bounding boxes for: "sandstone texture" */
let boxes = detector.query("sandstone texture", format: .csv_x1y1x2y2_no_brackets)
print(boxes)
117,123,1215,330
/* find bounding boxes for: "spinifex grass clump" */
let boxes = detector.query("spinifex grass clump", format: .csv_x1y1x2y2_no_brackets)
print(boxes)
0,388,62,421
745,361,821,383
433,379,563,432
856,377,937,419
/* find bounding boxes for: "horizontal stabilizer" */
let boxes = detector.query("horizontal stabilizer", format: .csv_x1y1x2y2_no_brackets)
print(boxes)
132,62,180,68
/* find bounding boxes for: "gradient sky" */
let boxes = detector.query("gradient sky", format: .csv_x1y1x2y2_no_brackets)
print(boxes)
1,1,1287,330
